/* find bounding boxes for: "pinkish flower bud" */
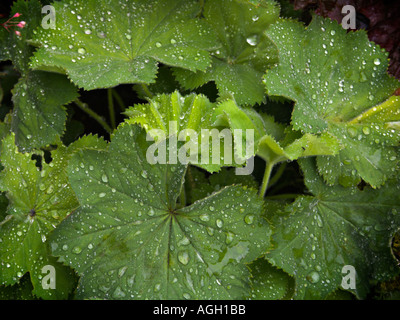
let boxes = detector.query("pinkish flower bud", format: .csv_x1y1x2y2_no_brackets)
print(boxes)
13,13,21,18
14,30,21,36
17,21,26,28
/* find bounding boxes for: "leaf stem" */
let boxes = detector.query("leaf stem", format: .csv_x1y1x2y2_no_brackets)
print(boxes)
268,162,286,188
74,99,112,134
259,161,274,198
107,88,116,129
111,88,126,112
141,84,154,99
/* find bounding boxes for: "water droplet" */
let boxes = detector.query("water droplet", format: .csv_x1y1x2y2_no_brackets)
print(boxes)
78,47,86,55
125,34,131,40
216,219,223,228
373,58,381,65
225,232,234,244
112,286,126,298
199,213,210,222
84,29,92,35
141,170,148,179
244,214,254,225
330,30,336,35
347,127,357,138
99,192,106,198
209,206,215,212
154,283,161,292
306,271,320,283
170,38,176,44
246,35,258,46
155,42,162,48
362,127,370,135
72,246,82,254
101,173,108,183
178,251,190,265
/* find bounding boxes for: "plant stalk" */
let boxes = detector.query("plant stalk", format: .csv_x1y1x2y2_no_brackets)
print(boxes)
74,99,112,134
107,88,116,129
259,162,274,198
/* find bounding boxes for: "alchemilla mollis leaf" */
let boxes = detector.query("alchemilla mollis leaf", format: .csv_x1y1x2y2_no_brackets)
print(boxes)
11,71,79,152
0,134,83,299
30,0,219,90
50,123,270,299
263,15,400,187
266,158,400,299
173,0,280,106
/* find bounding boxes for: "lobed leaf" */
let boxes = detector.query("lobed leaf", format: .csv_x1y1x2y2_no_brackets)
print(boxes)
173,0,280,106
266,158,400,299
50,123,270,299
213,99,340,165
11,71,79,152
124,91,244,173
30,0,218,90
263,15,400,187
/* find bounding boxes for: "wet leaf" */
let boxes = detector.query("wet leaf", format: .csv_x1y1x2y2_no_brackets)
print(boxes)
11,71,79,152
30,0,218,90
173,0,279,106
266,157,400,299
263,15,400,187
124,91,242,173
50,123,270,299
213,99,340,165
248,257,295,300
0,133,107,299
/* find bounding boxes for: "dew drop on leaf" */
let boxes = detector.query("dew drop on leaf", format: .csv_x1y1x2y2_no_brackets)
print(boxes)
178,251,190,265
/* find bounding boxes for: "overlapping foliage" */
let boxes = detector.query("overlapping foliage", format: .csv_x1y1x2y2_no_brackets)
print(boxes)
0,0,399,300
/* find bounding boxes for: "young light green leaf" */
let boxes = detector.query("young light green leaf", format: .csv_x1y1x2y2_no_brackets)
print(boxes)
266,158,400,299
31,0,218,90
11,71,79,152
213,100,340,165
50,123,270,300
124,91,243,173
173,0,279,106
263,16,400,187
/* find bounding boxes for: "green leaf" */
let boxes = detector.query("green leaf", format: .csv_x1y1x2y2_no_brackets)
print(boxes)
11,71,79,152
248,257,294,300
30,0,218,90
0,274,37,300
214,100,340,165
173,0,279,106
263,16,400,187
50,123,270,299
266,158,400,299
0,0,43,73
124,91,243,173
0,134,87,299
185,166,258,204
